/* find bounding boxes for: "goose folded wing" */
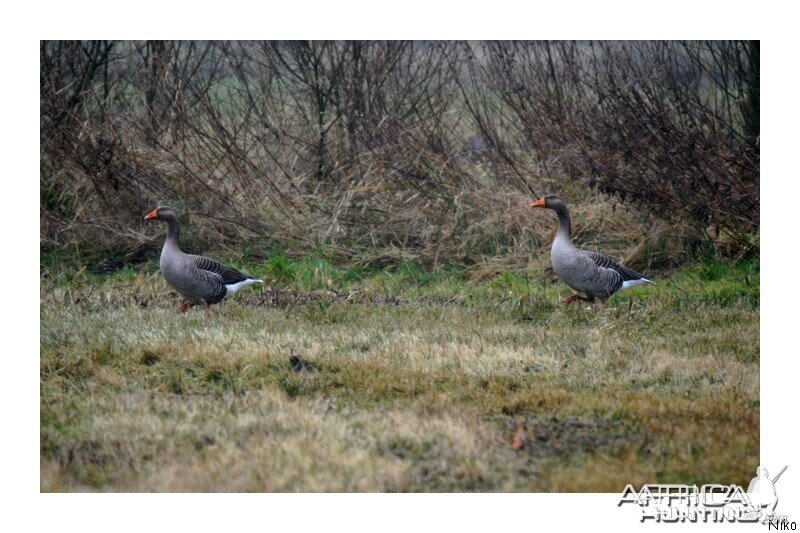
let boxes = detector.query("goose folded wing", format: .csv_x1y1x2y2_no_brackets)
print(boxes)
585,251,645,281
190,255,250,284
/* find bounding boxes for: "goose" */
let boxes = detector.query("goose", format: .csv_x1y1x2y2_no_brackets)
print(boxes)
144,206,263,312
530,195,653,306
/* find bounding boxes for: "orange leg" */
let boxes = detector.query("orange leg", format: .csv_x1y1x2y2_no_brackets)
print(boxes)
178,300,192,313
563,294,595,305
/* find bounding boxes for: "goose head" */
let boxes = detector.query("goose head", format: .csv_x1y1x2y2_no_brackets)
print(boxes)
530,194,572,239
529,194,567,211
144,206,179,223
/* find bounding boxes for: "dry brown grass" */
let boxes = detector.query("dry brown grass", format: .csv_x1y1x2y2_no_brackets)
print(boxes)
42,41,757,269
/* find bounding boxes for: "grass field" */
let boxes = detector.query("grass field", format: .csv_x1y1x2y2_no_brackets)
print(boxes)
40,255,759,492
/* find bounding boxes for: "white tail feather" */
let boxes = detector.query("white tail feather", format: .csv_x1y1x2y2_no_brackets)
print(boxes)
224,278,263,298
620,278,653,291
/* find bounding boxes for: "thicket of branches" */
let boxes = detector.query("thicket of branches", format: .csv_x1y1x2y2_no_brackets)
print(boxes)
41,40,759,268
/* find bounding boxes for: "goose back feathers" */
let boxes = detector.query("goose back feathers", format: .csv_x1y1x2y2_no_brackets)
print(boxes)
145,206,262,309
532,195,652,302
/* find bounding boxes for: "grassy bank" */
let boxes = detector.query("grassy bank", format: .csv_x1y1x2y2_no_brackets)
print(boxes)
40,257,759,491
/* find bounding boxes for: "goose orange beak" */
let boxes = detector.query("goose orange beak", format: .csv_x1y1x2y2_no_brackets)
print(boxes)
144,209,158,221
530,198,546,208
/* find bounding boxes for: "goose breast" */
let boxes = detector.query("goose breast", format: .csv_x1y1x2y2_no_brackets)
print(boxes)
160,250,213,303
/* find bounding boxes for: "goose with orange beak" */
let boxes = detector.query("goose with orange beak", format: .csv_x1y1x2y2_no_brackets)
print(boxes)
530,195,653,306
144,206,262,313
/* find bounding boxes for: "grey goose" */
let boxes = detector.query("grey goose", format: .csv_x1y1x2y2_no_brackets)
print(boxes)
144,206,263,312
531,195,653,306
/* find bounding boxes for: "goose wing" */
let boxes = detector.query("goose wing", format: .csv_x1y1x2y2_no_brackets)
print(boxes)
190,255,252,284
584,251,648,282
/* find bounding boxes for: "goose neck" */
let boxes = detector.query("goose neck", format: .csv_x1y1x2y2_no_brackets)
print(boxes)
554,204,572,241
163,217,180,249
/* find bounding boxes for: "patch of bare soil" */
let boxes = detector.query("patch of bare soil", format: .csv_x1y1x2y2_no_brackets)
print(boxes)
504,416,633,458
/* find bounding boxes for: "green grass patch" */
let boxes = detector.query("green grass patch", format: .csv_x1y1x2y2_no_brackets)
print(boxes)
40,257,759,491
